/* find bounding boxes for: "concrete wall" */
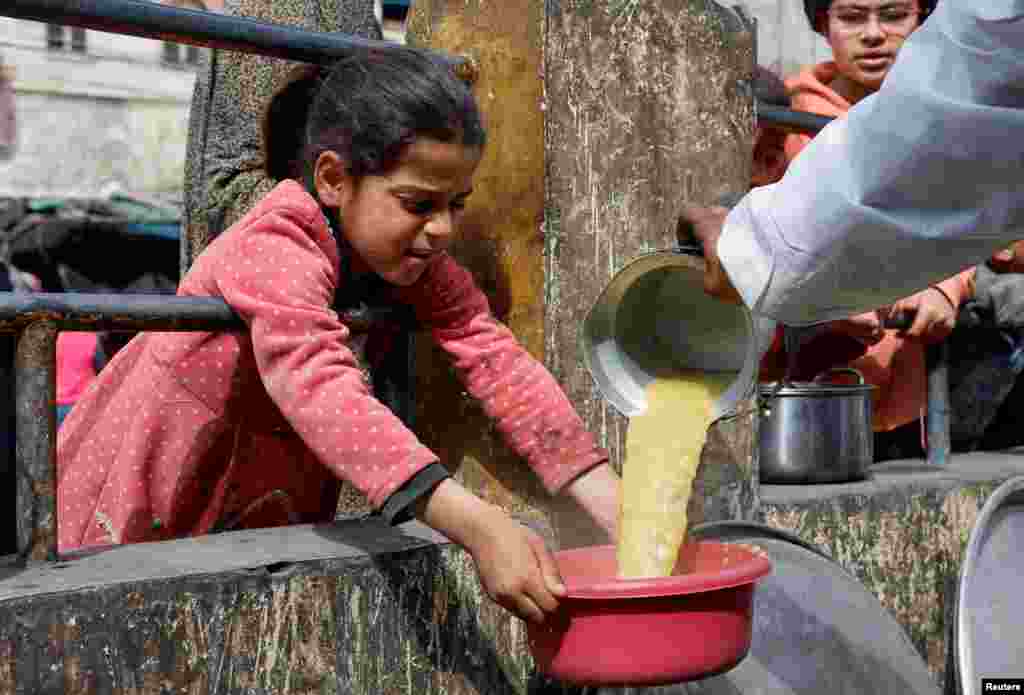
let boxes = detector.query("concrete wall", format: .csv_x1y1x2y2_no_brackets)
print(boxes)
762,454,1024,683
0,522,568,694
0,12,205,198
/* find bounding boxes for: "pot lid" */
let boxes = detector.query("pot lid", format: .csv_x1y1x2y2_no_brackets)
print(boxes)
954,476,1024,695
683,521,939,694
758,380,875,396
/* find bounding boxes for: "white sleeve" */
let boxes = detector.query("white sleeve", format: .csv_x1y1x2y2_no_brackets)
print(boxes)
718,0,1024,326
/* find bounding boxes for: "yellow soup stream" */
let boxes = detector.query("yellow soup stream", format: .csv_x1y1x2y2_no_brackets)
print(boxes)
617,371,736,579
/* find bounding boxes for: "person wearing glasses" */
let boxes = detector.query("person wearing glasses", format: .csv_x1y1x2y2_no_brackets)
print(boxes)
683,0,1024,454
786,0,934,161
761,0,979,460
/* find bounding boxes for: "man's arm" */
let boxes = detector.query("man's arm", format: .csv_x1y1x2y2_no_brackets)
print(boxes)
717,0,1024,325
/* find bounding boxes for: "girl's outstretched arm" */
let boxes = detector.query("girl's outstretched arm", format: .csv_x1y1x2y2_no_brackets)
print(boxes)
397,254,620,533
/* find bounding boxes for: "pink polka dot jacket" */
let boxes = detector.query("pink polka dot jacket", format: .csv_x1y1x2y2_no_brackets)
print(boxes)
57,181,609,552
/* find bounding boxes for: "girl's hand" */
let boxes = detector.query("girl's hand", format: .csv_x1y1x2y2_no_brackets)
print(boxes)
468,512,567,624
885,287,957,344
563,462,621,542
415,478,566,623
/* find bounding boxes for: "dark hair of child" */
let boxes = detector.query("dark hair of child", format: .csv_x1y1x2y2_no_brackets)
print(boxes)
261,47,487,186
803,0,937,34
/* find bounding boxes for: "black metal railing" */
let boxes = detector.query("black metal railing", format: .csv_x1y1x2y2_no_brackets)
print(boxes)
0,292,411,562
1,0,828,131
756,102,833,134
0,0,479,81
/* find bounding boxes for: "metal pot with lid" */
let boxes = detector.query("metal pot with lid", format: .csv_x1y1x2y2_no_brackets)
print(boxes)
758,367,876,484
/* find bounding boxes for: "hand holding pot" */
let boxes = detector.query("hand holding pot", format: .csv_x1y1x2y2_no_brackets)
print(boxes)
678,204,743,305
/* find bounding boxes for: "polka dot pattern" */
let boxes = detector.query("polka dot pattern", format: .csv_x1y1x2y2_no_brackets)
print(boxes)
56,181,607,553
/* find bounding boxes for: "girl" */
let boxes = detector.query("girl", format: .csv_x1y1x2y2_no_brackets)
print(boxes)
57,47,621,624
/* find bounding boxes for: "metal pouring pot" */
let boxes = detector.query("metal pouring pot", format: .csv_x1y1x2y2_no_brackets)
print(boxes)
758,368,876,484
581,248,771,421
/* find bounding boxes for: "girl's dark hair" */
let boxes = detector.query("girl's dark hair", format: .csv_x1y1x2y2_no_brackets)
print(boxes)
803,0,937,34
262,47,486,183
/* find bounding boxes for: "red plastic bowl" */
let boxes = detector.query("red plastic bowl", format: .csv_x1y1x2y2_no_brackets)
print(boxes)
526,541,771,687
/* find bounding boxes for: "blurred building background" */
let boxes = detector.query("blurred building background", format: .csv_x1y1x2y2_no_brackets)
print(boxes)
0,0,222,199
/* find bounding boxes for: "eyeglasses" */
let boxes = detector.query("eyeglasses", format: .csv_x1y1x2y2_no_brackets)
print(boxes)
827,5,922,36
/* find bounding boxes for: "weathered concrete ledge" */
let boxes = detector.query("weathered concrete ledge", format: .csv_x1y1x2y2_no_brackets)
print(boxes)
0,519,576,694
760,450,1024,686
5,456,1021,693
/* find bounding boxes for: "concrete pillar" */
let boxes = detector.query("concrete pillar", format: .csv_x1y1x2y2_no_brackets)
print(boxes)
408,0,757,549
405,0,560,541
182,0,382,270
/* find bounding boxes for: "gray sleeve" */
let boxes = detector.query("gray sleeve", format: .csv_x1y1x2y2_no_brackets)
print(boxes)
378,462,450,525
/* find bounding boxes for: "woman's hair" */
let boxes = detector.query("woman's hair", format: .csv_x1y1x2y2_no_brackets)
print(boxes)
262,47,486,184
803,0,937,34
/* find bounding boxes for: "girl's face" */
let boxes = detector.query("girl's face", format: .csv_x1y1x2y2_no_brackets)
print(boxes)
826,1,921,97
316,138,481,286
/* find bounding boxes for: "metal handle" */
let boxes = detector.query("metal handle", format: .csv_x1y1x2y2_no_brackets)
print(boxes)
883,311,915,331
0,0,475,79
675,219,704,257
675,192,746,257
813,367,866,385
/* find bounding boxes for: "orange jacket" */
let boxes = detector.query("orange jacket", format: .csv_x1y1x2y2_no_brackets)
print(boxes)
768,62,975,432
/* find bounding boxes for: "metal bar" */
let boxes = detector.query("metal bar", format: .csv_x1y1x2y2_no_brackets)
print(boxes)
0,292,402,333
756,102,834,135
926,341,951,466
0,0,476,81
15,321,58,563
0,292,417,563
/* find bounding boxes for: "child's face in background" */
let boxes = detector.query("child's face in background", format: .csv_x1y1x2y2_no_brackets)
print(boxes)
826,1,921,93
327,138,482,286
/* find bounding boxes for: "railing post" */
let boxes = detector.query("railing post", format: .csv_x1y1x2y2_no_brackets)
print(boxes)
926,341,951,466
15,320,59,563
